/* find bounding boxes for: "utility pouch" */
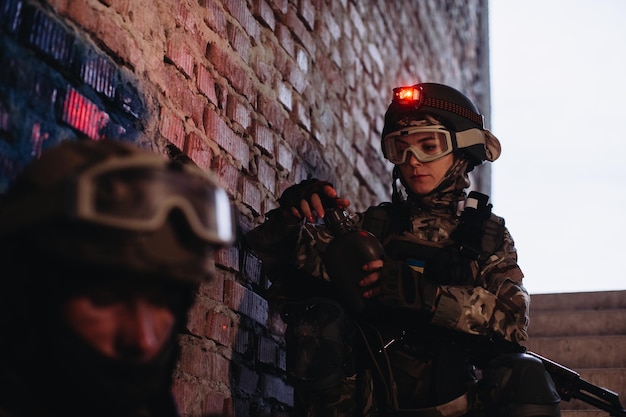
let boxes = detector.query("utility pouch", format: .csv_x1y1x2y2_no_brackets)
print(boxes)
280,298,354,391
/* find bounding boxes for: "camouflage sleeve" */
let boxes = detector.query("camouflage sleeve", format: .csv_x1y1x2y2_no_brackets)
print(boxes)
246,209,304,270
430,226,530,343
246,209,332,280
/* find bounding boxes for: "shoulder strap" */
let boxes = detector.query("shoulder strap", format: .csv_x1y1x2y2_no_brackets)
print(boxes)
452,191,505,266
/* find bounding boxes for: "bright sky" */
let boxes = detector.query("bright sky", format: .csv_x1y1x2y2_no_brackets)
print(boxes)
489,1,626,294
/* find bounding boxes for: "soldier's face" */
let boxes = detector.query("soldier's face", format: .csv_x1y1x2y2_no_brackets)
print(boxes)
62,284,177,362
397,152,455,195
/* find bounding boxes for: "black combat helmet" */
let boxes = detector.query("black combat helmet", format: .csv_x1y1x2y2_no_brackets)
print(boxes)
0,139,236,283
381,82,501,167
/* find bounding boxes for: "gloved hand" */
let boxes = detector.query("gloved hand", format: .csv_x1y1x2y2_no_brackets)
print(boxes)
278,178,350,223
370,256,440,313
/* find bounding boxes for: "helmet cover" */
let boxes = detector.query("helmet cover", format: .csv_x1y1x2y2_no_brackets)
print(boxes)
0,139,235,283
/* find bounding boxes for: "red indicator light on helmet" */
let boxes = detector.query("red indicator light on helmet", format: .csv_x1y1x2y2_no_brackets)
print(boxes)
393,86,422,104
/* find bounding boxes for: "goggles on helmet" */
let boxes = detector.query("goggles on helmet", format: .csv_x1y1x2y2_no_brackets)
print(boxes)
0,155,236,246
382,125,486,164
392,85,484,127
74,156,235,245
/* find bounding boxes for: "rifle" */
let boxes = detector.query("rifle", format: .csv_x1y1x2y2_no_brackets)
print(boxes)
459,332,626,416
527,351,626,417
377,327,626,416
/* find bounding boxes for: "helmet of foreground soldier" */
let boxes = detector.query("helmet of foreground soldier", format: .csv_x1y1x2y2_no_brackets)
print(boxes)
381,82,501,168
0,139,236,283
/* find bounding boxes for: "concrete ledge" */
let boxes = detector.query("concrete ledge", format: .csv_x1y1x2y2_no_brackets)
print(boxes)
524,335,626,368
530,290,626,311
528,309,626,337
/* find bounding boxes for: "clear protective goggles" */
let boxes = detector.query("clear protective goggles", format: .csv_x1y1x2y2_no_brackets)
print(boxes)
73,156,236,245
382,125,486,164
0,155,236,246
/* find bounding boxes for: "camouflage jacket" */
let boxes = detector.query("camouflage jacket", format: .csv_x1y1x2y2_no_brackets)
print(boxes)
247,197,529,345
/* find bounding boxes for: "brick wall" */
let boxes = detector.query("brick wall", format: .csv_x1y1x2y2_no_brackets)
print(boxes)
0,0,491,416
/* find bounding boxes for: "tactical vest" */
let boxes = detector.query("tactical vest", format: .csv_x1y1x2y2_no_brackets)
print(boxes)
361,191,506,287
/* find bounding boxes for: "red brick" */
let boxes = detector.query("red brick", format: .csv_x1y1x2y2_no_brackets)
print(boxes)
206,310,233,347
243,250,263,286
276,142,294,172
203,108,250,169
270,0,288,14
258,94,286,134
174,1,198,34
174,381,228,417
215,244,240,271
171,379,195,416
198,270,226,302
242,176,262,215
262,374,293,405
252,122,274,155
284,6,316,56
226,98,251,132
166,38,194,79
349,4,367,38
95,9,142,67
224,279,268,325
258,336,277,365
282,118,305,150
159,108,185,149
276,23,294,57
179,344,230,386
196,65,218,105
202,391,230,417
234,326,252,355
223,0,260,40
184,131,217,172
178,342,211,379
289,64,308,93
262,197,279,217
296,47,309,72
159,68,204,130
186,299,209,337
298,0,315,30
213,158,239,197
253,0,275,30
207,43,257,105
277,81,292,110
200,0,227,37
223,279,246,312
294,99,310,131
257,157,276,195
235,363,259,395
227,21,251,63
252,54,275,85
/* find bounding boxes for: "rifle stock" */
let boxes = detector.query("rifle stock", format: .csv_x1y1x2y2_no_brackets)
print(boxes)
527,351,626,417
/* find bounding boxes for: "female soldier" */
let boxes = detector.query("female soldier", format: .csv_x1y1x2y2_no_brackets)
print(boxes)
248,83,560,417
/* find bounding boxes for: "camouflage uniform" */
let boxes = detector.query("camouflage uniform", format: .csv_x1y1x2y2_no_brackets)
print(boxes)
247,159,530,417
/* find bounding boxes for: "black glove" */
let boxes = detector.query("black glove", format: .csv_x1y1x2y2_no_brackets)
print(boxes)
376,255,439,312
278,178,338,210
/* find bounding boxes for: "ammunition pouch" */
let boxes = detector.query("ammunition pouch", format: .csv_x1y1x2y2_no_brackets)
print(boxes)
280,298,355,391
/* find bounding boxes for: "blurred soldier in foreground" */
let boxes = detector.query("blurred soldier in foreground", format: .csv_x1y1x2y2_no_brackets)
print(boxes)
0,139,235,417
